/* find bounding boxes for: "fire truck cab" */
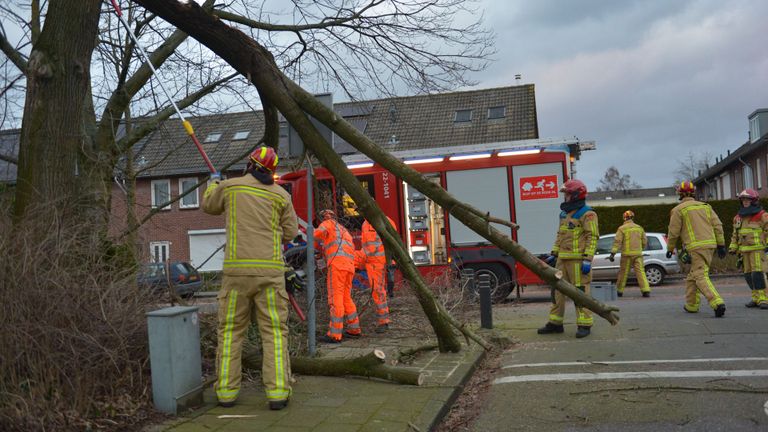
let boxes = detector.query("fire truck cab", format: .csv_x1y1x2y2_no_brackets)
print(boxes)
279,137,595,301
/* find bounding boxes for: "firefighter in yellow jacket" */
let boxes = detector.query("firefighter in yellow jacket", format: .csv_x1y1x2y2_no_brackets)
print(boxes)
609,210,650,297
538,179,599,339
666,181,726,317
728,188,768,309
203,146,298,410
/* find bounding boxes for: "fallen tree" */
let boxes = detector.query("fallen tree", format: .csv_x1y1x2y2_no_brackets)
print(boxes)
133,1,620,355
242,349,425,386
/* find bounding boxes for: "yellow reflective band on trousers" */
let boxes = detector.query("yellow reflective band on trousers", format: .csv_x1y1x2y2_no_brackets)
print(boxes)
548,259,593,327
265,286,288,400
217,290,238,401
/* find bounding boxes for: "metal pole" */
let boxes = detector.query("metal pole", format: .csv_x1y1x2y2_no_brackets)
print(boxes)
306,160,316,355
478,273,493,329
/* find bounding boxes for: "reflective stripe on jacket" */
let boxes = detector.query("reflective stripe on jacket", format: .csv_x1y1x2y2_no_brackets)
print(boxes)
666,197,724,252
611,220,647,256
315,219,356,271
361,217,396,264
202,175,298,276
729,210,768,253
552,207,599,260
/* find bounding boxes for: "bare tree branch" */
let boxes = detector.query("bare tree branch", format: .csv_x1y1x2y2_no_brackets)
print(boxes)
0,26,28,72
0,152,17,165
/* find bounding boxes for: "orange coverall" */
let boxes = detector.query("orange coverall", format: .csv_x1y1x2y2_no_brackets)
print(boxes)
358,217,396,327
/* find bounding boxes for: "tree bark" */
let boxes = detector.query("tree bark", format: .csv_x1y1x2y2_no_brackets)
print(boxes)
13,0,102,228
242,349,425,386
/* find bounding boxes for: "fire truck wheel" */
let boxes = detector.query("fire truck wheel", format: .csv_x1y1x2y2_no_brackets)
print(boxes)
464,263,512,303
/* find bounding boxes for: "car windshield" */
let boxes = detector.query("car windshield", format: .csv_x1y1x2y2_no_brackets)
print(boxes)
596,237,614,254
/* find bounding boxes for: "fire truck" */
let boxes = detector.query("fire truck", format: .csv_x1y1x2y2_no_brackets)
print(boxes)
279,137,595,300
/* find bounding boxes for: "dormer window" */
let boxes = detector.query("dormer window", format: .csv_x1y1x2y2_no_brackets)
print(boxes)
454,109,472,123
232,130,250,140
204,132,222,143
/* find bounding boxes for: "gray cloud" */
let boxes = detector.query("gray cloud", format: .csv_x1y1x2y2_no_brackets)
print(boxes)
471,0,768,189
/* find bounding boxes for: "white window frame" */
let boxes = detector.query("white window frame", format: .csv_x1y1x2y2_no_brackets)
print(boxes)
150,241,170,263
758,158,763,189
150,179,171,210
179,177,199,209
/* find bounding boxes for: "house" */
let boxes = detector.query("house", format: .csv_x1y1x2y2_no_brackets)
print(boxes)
109,84,542,269
587,187,678,207
694,108,768,200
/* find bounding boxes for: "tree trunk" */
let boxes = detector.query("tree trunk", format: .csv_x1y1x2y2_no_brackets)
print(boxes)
14,0,102,229
242,349,425,386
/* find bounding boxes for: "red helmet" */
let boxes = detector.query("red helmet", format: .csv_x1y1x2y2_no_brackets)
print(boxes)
623,210,634,220
738,188,759,203
560,179,588,200
677,181,695,196
248,146,279,172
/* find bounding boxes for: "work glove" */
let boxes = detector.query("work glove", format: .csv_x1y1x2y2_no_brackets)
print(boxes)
716,245,727,259
608,253,615,262
544,255,557,266
764,247,768,253
581,260,591,275
729,249,738,255
285,269,306,295
210,171,222,182
665,250,674,259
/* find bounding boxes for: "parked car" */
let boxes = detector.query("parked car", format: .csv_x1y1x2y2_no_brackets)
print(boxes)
591,232,680,286
137,261,203,298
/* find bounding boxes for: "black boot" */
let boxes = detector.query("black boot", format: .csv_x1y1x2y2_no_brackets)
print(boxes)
537,322,564,334
642,291,650,297
617,291,623,297
575,326,591,338
746,299,758,308
714,304,726,318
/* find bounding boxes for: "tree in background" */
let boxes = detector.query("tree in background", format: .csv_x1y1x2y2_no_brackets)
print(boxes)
596,166,642,191
674,150,713,184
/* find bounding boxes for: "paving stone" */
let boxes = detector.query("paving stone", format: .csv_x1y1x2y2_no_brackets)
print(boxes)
358,419,411,432
312,422,363,432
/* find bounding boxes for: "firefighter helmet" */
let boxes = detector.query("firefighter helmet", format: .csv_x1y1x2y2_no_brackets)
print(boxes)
737,188,759,203
248,146,279,172
319,209,336,220
560,179,588,201
676,181,695,197
623,210,634,220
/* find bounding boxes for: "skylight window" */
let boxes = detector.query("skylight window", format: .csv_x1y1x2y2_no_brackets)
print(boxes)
232,130,250,140
488,106,506,119
454,109,472,123
204,132,222,143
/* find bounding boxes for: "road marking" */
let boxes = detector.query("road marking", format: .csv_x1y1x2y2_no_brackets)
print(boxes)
493,369,768,385
502,357,768,369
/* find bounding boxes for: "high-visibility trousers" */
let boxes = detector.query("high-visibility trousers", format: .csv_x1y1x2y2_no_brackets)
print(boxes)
742,250,768,305
548,259,593,327
684,248,725,312
215,274,291,403
616,255,650,293
365,262,390,326
327,265,361,340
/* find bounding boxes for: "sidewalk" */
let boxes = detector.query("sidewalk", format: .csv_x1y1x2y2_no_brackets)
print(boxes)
154,336,485,432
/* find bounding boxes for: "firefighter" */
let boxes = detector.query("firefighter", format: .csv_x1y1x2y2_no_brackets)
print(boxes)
538,179,599,339
728,188,768,309
315,209,362,343
609,210,651,297
202,146,297,410
357,215,398,333
666,181,727,317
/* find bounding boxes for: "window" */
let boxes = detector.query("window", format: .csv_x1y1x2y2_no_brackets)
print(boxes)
151,179,171,210
232,130,250,140
150,241,170,263
488,106,506,119
596,236,614,254
204,132,222,143
454,109,472,123
646,237,663,251
279,123,289,138
179,177,199,209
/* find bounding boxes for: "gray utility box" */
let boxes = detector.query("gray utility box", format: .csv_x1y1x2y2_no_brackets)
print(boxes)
590,281,617,302
146,306,203,414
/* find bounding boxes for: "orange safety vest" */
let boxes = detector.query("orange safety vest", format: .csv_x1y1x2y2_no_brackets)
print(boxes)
361,217,396,265
315,219,356,270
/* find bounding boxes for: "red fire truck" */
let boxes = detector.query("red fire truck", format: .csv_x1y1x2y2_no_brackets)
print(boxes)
279,137,595,300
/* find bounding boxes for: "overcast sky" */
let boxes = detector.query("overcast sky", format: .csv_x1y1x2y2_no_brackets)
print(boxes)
462,0,768,189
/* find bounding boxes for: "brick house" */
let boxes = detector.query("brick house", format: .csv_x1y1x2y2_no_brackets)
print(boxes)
694,108,768,200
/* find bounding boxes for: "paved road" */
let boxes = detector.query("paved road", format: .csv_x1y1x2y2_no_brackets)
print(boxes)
473,276,768,431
